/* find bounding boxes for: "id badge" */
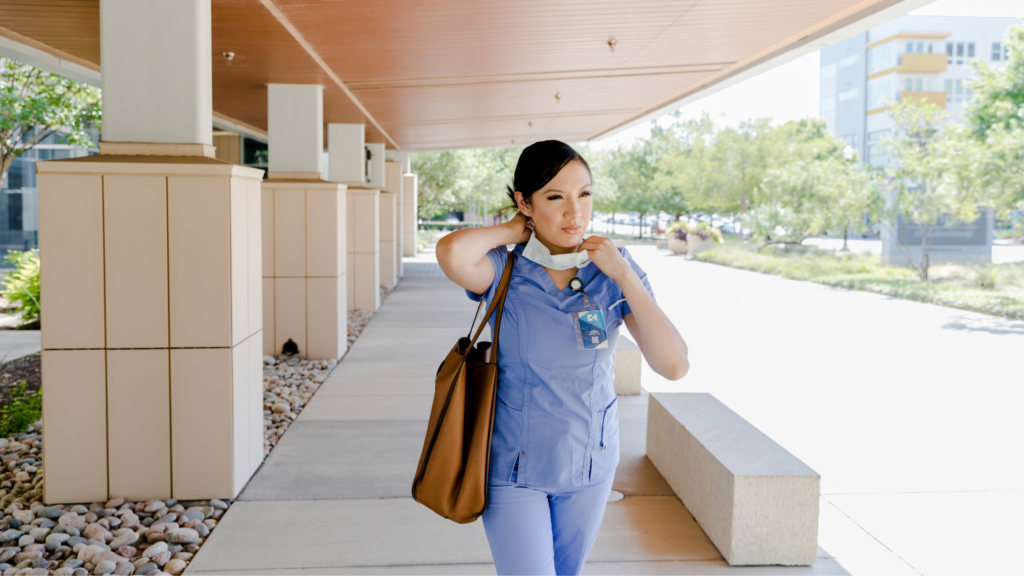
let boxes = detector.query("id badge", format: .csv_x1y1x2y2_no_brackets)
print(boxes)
571,305,608,350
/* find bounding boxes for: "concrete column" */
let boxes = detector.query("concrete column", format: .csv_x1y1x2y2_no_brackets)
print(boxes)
39,0,262,503
328,124,381,312
328,124,365,185
402,173,419,257
366,143,386,190
384,161,404,282
262,86,348,361
347,189,381,311
99,0,211,145
268,84,323,178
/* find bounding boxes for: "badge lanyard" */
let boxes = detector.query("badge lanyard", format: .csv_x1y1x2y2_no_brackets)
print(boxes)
568,277,608,350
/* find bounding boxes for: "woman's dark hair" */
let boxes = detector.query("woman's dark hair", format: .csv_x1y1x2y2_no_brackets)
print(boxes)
506,140,591,212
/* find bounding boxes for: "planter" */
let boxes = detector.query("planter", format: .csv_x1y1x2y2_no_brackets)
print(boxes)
666,235,688,254
687,236,716,256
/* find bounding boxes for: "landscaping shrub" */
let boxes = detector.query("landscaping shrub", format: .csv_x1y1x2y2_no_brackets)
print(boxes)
0,381,41,437
2,249,40,324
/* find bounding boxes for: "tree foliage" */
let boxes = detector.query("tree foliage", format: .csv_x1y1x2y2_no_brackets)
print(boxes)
965,23,1024,136
0,58,101,182
877,100,995,279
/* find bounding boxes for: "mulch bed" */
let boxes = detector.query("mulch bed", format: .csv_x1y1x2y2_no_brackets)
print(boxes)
0,353,41,407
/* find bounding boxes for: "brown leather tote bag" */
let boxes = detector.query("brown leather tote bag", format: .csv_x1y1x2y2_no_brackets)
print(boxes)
411,250,516,523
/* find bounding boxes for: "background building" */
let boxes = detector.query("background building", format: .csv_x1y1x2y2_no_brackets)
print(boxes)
820,15,1020,167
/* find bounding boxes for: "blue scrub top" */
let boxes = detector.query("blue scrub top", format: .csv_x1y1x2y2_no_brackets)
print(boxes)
467,243,655,489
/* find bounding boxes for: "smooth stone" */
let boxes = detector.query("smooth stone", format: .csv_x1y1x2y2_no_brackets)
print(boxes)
62,560,83,569
6,520,20,530
141,543,166,559
134,563,157,575
92,560,116,575
115,546,135,559
67,538,87,548
35,508,64,520
108,533,137,551
47,534,71,546
141,503,164,514
68,507,87,516
65,527,81,538
112,563,133,576
103,499,123,511
193,523,209,538
0,531,22,544
28,528,48,542
164,558,186,575
31,520,54,530
17,535,33,547
162,529,197,546
0,551,12,563
53,569,74,576
178,510,203,523
57,514,79,526
151,514,176,526
73,569,89,576
208,499,227,511
150,550,171,567
91,551,125,566
169,552,191,562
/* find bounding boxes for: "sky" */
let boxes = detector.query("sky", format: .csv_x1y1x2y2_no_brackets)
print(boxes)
590,0,1023,149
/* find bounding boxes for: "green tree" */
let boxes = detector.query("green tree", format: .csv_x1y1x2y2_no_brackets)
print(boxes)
1,58,101,183
965,23,1024,136
607,139,658,237
411,146,522,221
878,100,993,279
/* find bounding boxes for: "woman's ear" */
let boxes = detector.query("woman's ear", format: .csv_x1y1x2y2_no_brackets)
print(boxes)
514,191,531,217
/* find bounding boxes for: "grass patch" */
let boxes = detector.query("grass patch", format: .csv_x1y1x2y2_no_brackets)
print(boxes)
695,239,1024,320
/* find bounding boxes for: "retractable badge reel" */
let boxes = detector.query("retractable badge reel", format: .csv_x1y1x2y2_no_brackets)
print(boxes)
568,278,608,350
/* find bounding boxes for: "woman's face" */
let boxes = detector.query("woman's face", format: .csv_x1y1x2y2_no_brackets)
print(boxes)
515,160,592,254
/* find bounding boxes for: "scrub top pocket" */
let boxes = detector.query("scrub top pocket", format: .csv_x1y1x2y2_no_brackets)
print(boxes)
589,397,620,482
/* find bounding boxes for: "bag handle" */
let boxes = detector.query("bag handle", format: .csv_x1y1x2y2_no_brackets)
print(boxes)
464,249,515,360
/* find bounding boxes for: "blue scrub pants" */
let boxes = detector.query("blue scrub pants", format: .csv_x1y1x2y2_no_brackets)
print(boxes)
482,468,614,575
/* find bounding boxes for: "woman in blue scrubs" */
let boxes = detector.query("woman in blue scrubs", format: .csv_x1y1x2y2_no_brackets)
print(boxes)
436,141,689,576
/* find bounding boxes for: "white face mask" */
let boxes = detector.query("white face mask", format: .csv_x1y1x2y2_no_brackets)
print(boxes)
522,232,590,271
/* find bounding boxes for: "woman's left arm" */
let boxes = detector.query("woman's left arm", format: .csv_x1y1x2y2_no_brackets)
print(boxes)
579,236,689,381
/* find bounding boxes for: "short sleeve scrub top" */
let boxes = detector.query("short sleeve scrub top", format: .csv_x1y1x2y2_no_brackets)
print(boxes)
467,243,656,489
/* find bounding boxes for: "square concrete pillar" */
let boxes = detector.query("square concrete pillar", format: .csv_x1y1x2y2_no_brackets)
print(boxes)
261,178,348,359
346,187,380,312
647,393,820,566
402,173,418,257
38,149,264,503
385,161,404,278
365,143,386,190
379,190,397,290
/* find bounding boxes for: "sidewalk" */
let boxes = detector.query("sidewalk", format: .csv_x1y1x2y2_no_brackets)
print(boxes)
0,330,40,363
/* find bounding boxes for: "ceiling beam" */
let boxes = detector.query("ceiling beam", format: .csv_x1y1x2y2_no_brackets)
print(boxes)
258,0,400,150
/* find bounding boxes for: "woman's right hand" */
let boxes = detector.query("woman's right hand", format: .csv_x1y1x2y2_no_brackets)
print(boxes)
507,213,533,245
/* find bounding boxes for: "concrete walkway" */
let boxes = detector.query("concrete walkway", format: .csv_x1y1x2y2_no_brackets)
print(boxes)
0,330,40,363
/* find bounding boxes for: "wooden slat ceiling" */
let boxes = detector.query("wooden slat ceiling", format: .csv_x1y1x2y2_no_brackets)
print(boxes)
0,0,902,150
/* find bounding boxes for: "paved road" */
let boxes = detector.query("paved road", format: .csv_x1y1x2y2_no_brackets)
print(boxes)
629,245,1024,576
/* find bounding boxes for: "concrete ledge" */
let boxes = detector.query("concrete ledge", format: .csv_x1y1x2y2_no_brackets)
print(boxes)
646,393,820,566
613,335,641,395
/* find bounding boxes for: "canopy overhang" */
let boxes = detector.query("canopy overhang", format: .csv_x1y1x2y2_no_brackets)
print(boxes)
0,0,933,151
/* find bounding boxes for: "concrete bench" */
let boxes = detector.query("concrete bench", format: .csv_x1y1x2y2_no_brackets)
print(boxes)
646,393,820,566
612,335,641,395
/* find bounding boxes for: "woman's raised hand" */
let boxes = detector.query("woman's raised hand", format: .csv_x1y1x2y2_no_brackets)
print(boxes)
579,235,634,283
507,213,534,245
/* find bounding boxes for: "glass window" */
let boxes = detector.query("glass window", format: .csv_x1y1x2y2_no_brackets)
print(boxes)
906,41,915,53
927,42,934,53
967,42,975,58
868,43,895,74
917,41,924,53
905,78,914,91
946,41,954,63
992,42,1002,61
867,130,890,168
915,78,923,91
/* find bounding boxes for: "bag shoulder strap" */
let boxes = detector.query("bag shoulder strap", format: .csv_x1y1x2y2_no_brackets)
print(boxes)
465,249,515,355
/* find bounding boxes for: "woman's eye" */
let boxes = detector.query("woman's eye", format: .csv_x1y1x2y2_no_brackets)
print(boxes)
581,191,591,197
546,194,562,201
